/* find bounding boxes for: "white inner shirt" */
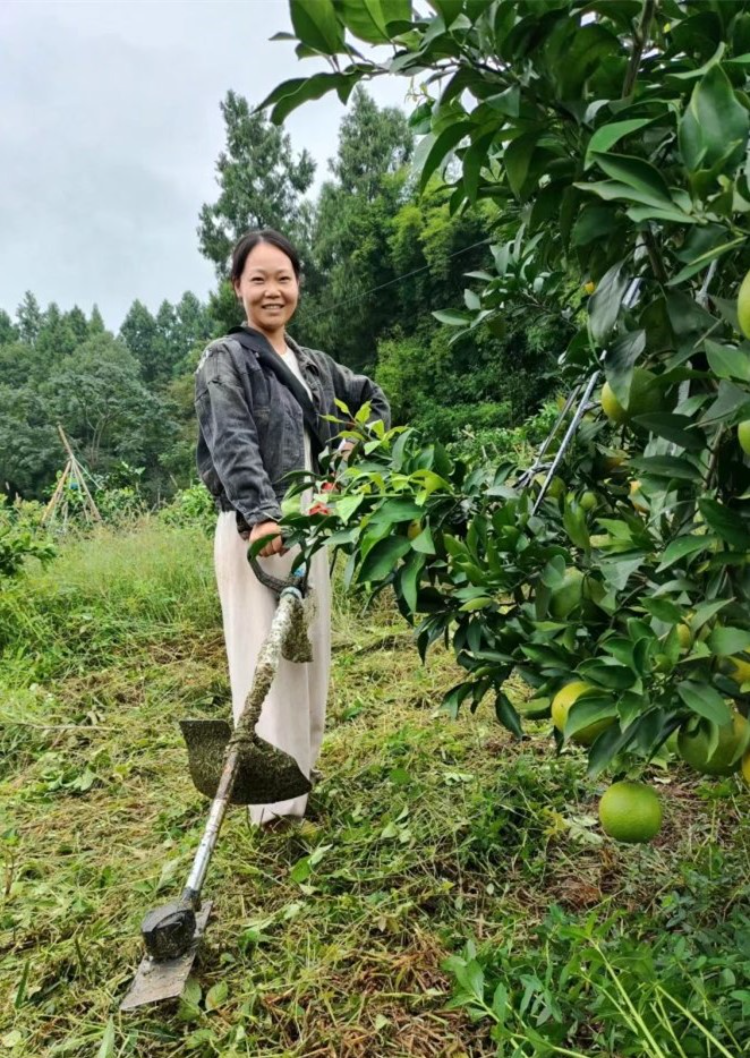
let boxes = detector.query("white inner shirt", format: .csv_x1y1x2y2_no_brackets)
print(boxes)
279,345,314,509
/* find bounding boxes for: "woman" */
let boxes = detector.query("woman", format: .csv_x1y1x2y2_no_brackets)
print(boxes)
194,229,390,827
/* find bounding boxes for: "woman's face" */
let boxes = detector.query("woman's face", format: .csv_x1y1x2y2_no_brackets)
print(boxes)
234,242,299,336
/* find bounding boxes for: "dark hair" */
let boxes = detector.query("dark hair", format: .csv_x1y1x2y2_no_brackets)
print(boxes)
230,229,301,284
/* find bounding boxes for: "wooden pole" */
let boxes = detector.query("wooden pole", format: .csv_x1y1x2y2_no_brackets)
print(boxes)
56,424,102,522
41,461,71,526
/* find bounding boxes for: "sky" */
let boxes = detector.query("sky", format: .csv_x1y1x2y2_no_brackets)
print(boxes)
0,0,413,329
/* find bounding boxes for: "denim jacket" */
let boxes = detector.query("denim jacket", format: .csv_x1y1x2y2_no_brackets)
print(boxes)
194,331,391,528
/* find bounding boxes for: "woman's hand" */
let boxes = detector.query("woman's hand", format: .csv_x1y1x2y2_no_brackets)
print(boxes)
249,520,286,557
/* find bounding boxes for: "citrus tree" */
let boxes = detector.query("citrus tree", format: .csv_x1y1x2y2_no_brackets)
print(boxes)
265,0,750,793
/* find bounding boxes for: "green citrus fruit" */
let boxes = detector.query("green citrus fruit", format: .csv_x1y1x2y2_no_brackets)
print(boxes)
546,476,565,499
601,368,664,426
596,449,629,478
599,781,663,844
742,750,750,785
629,479,649,514
723,655,750,686
580,490,598,511
653,653,673,674
407,520,422,540
677,712,750,776
676,623,692,651
665,731,680,756
738,420,750,456
551,681,613,746
549,568,584,620
737,268,750,340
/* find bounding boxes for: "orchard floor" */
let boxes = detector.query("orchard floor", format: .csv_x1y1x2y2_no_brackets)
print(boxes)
0,522,748,1057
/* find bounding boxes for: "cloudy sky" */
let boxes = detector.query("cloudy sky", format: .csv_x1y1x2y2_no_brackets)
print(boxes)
0,0,412,329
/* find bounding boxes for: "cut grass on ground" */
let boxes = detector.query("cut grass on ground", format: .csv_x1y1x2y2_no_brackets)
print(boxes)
1,520,749,1057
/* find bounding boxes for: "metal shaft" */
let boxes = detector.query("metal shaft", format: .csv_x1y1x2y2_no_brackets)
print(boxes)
180,589,303,905
183,745,240,900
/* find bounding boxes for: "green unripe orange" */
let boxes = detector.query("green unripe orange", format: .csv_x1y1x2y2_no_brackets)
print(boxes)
407,520,422,540
676,623,692,651
549,568,584,620
737,268,750,340
738,420,750,456
599,782,663,844
601,368,664,426
678,712,750,776
551,681,614,746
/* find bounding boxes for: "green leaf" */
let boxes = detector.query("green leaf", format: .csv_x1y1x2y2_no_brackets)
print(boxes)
258,72,359,124
205,980,229,1011
705,340,750,383
357,536,411,582
290,856,312,883
602,329,646,404
290,0,345,53
411,526,436,554
585,119,658,169
699,498,750,548
578,179,686,213
335,495,364,523
630,413,705,451
577,660,636,690
418,121,472,192
588,260,629,343
629,454,701,481
668,237,747,286
566,697,617,739
590,152,673,204
370,497,423,523
178,977,203,1022
677,681,733,725
657,535,711,571
699,379,750,427
495,692,523,738
541,555,566,589
429,0,464,28
504,132,539,198
432,309,471,326
571,205,620,246
681,64,750,173
587,723,637,778
97,1019,116,1058
563,502,590,550
486,86,520,118
692,598,732,633
462,136,490,203
399,549,425,613
460,596,493,612
336,0,406,43
707,626,750,657
626,204,699,226
642,597,683,624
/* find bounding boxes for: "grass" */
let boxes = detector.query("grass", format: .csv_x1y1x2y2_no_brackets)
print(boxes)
1,519,749,1056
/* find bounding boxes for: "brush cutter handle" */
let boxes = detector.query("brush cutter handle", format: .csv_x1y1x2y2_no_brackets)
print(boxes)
247,544,307,598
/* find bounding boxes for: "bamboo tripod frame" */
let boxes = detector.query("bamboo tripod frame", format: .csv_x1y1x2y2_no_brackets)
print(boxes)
41,425,102,529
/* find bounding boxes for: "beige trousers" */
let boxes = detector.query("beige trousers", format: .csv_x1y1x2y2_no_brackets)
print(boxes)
213,512,331,825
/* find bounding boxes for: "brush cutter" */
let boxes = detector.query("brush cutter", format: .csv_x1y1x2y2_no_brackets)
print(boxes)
120,550,314,1012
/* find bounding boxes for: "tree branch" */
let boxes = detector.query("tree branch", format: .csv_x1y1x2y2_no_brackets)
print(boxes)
622,0,656,99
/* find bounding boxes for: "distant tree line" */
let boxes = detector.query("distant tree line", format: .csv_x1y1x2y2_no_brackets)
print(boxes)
0,89,564,505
